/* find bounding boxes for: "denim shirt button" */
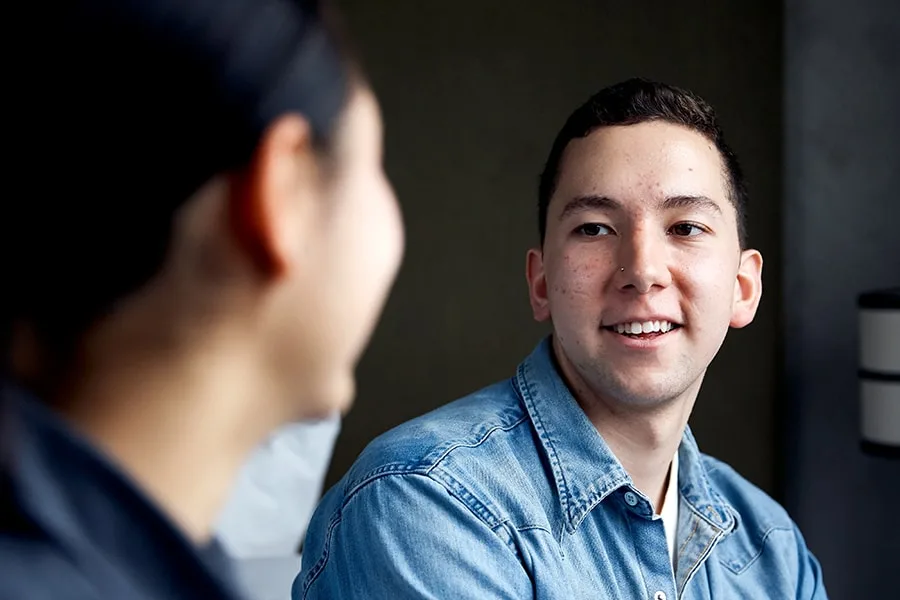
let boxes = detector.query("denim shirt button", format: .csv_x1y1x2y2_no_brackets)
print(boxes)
654,592,667,600
623,491,638,506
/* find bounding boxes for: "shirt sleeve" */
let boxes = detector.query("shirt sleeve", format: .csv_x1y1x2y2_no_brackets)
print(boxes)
293,472,533,599
792,523,828,600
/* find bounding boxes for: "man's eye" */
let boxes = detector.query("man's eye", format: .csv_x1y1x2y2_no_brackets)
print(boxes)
669,222,706,237
576,223,613,237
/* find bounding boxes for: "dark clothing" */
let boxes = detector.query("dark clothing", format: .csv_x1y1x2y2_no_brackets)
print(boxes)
0,384,245,600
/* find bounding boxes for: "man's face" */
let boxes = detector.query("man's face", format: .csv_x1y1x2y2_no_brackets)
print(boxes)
526,121,762,408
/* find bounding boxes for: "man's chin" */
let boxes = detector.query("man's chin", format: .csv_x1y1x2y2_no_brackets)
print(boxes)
601,367,704,411
610,388,680,410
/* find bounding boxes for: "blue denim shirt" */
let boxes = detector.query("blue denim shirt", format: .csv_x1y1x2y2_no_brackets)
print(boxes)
295,339,827,599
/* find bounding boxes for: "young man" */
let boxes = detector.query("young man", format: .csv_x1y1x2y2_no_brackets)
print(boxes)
295,79,827,599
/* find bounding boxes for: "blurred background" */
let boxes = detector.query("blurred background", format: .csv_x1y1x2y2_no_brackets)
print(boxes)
325,1,899,597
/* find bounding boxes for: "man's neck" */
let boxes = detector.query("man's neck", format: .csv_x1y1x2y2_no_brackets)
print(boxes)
552,340,700,513
54,329,289,543
590,400,689,512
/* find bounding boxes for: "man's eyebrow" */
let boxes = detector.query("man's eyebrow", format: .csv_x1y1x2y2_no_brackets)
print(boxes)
558,195,623,221
661,195,723,214
558,194,724,221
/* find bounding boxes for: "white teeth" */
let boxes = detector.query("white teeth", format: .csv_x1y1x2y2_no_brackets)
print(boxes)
613,320,675,335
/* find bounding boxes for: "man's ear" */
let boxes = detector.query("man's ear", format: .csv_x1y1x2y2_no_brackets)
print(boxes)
526,247,551,322
229,114,318,279
730,249,763,328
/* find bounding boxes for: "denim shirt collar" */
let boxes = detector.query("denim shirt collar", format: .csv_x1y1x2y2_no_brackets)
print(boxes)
515,337,738,535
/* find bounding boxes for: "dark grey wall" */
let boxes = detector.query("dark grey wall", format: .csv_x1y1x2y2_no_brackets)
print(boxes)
784,1,900,597
328,0,784,507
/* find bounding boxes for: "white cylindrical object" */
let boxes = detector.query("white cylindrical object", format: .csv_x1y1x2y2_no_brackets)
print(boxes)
860,380,900,446
858,287,900,457
860,310,900,373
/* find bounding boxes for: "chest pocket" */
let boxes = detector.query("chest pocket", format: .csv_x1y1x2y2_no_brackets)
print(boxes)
714,524,794,574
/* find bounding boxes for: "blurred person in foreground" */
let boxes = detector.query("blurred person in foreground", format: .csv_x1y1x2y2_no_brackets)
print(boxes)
0,0,403,598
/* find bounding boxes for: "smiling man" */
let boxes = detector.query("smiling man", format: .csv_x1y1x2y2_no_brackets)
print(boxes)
294,78,828,599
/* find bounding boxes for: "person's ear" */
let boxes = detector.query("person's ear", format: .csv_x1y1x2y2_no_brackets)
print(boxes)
229,114,320,278
526,247,551,323
730,249,763,328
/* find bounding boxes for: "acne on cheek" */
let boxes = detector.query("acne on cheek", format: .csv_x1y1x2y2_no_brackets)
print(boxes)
552,255,613,299
563,254,614,279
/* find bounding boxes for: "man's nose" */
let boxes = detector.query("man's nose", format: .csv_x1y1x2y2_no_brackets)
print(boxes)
614,226,672,294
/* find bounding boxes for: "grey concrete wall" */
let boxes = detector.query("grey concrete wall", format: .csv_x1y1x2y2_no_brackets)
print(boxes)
330,0,784,507
784,0,900,596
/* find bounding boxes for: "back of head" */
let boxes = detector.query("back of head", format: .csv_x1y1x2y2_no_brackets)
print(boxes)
5,0,350,371
537,78,748,248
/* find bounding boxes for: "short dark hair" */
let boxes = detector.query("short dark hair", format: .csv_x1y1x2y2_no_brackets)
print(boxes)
537,78,748,248
3,0,351,369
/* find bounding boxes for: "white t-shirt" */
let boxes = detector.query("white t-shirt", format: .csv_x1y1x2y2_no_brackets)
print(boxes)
658,450,680,568
216,416,341,600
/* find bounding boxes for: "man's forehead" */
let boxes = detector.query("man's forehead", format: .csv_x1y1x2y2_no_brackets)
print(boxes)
551,122,730,213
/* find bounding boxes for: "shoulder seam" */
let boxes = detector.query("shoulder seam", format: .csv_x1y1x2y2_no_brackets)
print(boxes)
423,414,529,477
344,412,529,500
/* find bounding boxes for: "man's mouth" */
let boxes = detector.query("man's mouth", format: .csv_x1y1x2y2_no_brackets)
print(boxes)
603,320,683,339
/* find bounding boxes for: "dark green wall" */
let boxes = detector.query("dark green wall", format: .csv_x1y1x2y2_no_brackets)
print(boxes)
327,0,784,498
